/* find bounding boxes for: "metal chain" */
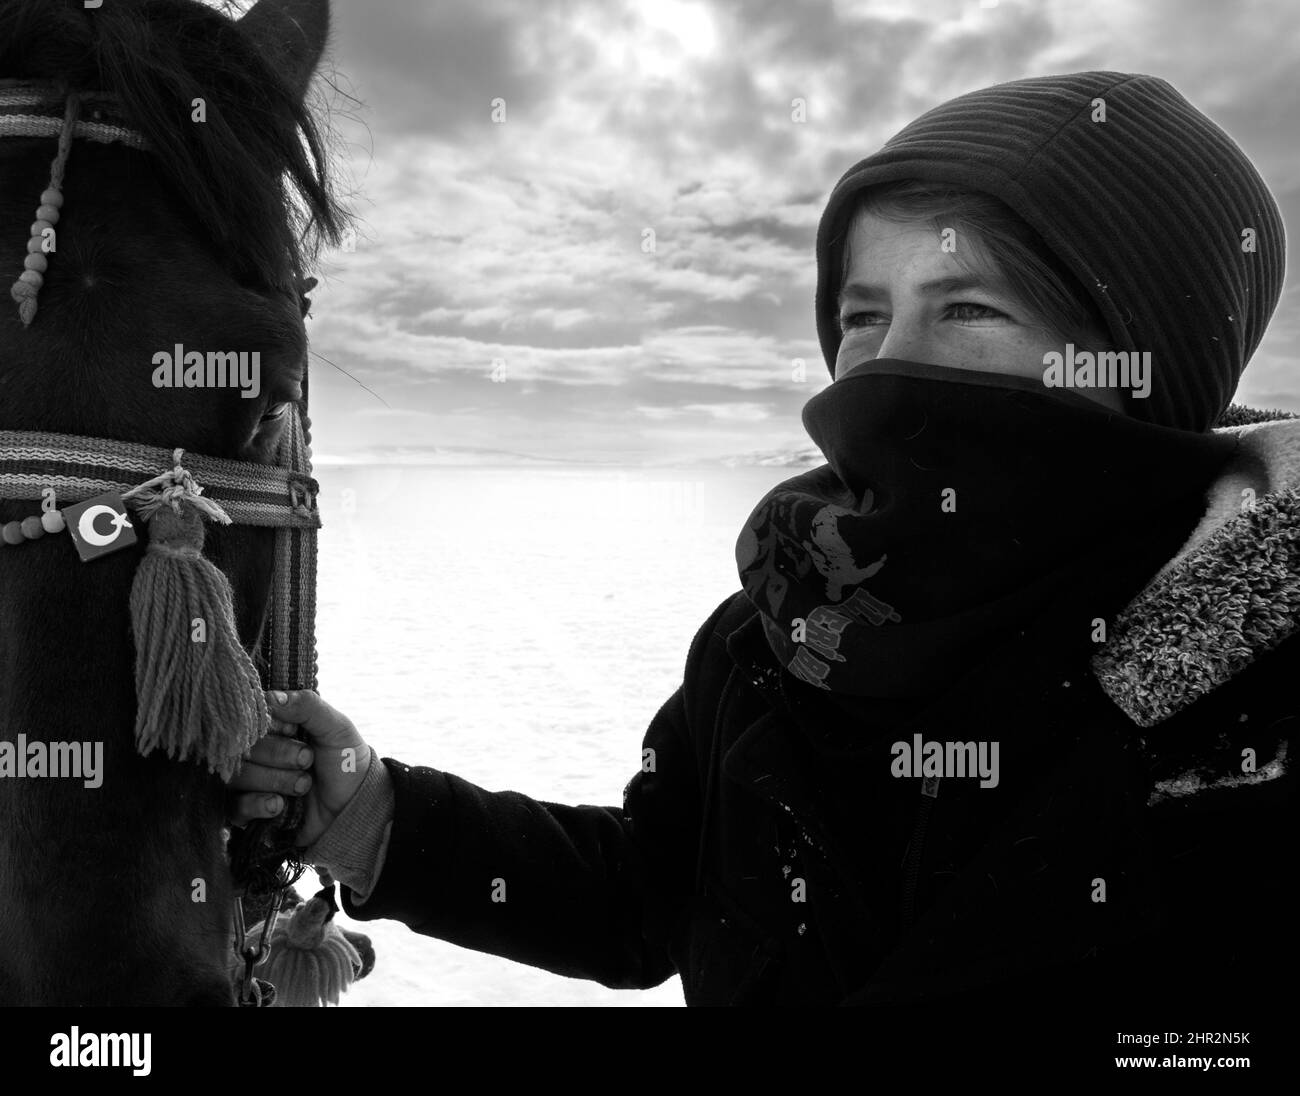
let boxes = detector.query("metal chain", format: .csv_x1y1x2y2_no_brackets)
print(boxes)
232,886,286,1007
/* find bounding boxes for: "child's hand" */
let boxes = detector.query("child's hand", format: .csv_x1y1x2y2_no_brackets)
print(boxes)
224,690,374,850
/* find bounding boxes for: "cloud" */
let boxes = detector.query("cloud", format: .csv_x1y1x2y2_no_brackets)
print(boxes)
303,0,1298,464
636,401,774,422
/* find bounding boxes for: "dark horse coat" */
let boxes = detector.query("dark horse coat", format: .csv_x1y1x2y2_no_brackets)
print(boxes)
341,407,1298,1007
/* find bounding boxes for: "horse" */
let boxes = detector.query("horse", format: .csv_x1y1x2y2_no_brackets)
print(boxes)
0,0,349,1005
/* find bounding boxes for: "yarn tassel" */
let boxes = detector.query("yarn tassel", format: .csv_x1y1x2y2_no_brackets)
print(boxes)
259,886,363,1007
129,498,268,780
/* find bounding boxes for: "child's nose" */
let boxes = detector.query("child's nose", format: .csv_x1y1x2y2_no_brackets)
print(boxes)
875,315,930,364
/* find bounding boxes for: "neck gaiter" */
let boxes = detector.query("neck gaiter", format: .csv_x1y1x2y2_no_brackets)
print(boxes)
735,359,1236,698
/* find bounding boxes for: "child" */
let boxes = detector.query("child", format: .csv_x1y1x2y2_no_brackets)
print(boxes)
227,71,1296,1009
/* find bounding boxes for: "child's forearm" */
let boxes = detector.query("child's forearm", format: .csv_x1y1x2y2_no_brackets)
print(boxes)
304,748,396,905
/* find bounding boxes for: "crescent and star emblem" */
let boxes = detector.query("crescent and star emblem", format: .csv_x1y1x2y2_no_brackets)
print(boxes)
77,504,134,547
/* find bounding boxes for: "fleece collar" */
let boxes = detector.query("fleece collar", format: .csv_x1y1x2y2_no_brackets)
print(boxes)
1090,410,1300,728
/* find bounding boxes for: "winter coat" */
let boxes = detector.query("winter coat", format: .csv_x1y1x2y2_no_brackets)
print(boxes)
339,406,1298,1007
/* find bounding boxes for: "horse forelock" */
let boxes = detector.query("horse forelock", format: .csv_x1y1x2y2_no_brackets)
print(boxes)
0,0,349,296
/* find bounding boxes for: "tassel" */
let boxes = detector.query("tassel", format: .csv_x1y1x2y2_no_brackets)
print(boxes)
129,495,268,780
259,885,363,1007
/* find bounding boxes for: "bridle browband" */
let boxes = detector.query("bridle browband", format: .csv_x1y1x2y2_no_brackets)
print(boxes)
0,80,323,1006
0,82,147,148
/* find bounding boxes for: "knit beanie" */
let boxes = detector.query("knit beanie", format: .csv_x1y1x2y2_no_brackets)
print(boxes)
813,72,1286,433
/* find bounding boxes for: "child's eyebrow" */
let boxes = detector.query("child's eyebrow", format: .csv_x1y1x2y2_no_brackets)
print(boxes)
837,274,1007,308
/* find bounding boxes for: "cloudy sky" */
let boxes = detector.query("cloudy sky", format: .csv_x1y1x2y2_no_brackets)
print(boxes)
280,0,1300,465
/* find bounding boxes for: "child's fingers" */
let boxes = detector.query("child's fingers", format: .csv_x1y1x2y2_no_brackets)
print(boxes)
239,733,313,773
228,791,286,827
265,690,362,749
225,760,312,797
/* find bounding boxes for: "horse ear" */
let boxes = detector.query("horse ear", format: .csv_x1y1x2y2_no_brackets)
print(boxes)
238,0,331,105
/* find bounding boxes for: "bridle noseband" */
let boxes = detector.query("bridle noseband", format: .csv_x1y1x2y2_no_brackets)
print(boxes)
0,411,322,688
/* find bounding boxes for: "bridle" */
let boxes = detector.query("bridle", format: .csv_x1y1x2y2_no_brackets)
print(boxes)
0,81,322,1006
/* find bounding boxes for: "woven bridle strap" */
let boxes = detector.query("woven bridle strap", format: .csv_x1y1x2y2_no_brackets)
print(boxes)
0,404,320,692
0,84,148,148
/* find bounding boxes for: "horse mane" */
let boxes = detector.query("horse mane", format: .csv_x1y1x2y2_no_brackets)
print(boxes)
0,0,349,295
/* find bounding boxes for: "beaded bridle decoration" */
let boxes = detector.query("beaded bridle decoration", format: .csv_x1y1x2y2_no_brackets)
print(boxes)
0,81,322,1006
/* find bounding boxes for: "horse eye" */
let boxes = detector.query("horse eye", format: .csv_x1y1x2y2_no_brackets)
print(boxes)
260,403,289,423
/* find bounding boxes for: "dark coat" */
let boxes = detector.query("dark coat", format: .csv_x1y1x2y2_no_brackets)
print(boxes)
341,408,1298,1008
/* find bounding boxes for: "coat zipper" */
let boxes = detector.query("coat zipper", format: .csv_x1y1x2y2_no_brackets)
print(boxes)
899,775,941,932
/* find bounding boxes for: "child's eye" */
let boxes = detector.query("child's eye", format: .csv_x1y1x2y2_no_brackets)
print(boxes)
838,303,1007,335
948,302,1005,321
838,311,881,332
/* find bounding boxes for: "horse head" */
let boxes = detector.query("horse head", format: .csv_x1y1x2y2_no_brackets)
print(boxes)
0,0,346,1006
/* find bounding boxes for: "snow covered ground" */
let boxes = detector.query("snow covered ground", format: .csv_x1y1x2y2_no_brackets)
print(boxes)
311,463,794,1006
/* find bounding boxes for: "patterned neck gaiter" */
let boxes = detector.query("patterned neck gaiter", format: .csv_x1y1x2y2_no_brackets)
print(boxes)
735,359,1236,698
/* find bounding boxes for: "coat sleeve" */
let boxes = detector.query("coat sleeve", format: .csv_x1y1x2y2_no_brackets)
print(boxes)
336,593,739,990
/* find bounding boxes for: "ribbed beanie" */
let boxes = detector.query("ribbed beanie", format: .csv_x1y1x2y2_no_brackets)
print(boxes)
814,72,1286,432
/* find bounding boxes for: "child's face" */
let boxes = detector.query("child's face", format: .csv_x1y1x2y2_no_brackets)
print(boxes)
835,211,1124,414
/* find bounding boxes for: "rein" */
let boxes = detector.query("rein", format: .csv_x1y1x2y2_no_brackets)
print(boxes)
0,80,324,1006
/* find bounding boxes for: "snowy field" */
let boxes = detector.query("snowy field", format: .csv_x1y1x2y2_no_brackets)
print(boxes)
311,463,794,1006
